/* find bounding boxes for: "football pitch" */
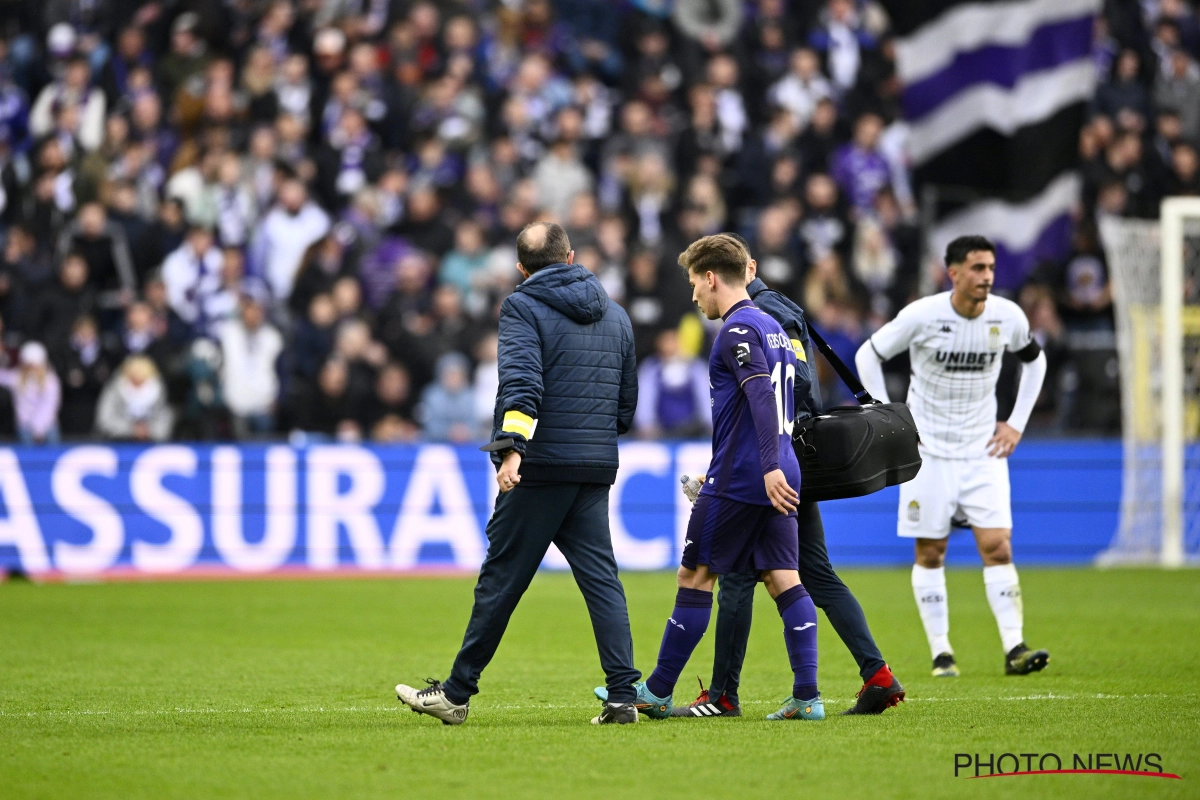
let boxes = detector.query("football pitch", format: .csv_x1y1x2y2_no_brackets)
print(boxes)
2,568,1197,799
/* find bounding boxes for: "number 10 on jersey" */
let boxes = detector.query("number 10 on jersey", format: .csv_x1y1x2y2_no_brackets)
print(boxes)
770,362,795,435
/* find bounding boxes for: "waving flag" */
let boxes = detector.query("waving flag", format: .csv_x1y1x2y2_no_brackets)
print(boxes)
885,0,1101,289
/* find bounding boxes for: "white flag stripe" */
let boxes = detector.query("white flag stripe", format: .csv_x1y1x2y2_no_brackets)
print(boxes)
895,0,1101,84
907,59,1095,166
928,172,1080,257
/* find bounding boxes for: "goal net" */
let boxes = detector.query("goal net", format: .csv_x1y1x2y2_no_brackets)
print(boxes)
1099,199,1200,566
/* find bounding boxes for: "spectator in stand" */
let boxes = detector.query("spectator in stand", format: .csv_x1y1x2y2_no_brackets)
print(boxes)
416,351,475,442
1169,142,1200,195
55,315,117,437
216,289,284,439
291,292,338,385
250,176,330,303
367,361,419,442
770,48,834,131
95,355,173,441
440,219,490,301
472,332,499,437
287,357,364,441
30,254,95,353
808,0,877,95
634,329,710,439
161,226,223,336
1095,49,1154,126
56,202,137,308
1155,49,1200,142
30,55,106,151
0,342,61,444
832,112,891,216
115,301,173,375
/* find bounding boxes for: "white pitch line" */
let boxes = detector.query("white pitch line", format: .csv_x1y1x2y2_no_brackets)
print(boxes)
0,693,1190,719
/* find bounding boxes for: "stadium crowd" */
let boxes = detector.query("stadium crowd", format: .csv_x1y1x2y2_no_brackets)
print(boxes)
0,0,1192,444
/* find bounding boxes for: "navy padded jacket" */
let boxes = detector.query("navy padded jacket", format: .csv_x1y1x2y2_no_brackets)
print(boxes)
748,278,822,419
489,263,637,484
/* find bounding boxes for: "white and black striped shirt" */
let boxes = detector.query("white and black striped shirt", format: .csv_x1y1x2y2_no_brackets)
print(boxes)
869,292,1033,459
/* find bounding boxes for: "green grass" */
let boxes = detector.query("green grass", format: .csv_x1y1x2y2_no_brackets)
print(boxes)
1,568,1197,799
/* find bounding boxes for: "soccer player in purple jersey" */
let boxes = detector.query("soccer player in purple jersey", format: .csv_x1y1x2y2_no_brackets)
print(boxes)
595,234,823,721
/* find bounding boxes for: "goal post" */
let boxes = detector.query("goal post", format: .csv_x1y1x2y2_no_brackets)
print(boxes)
1100,198,1200,567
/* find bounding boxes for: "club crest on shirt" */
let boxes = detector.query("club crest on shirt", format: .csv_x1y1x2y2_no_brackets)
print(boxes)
733,342,752,366
988,325,1001,350
907,500,920,522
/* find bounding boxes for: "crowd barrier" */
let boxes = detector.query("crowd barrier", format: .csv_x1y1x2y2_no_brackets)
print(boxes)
0,440,1121,578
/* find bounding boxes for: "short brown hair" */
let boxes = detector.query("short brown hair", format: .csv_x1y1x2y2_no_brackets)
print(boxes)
677,234,750,285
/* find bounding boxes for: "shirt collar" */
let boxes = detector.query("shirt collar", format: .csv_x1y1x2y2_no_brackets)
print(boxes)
722,298,754,321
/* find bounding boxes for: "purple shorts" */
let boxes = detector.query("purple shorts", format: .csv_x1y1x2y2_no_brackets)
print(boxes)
681,495,799,575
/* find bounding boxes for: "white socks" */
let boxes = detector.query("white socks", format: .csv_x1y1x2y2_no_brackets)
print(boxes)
914,563,1026,657
911,565,952,658
983,563,1025,653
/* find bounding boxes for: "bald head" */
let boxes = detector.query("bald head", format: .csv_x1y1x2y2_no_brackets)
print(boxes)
516,221,571,274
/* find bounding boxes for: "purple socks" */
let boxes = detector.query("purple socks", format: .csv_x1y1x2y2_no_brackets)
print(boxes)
646,588,713,698
776,584,819,700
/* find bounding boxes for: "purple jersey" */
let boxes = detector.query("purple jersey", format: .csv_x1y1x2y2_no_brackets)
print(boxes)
700,299,802,506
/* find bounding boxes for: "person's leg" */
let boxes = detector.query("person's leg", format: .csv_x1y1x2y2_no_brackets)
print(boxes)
795,501,887,682
442,483,576,704
761,568,819,701
913,537,951,658
553,484,640,704
960,456,1028,656
644,563,716,700
974,527,1024,652
707,569,756,705
901,454,956,662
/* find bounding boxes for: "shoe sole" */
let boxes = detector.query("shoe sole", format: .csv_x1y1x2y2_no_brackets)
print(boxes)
1007,651,1050,675
931,668,960,677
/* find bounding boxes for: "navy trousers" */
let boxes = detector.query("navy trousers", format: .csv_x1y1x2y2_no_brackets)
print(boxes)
708,500,886,703
444,482,640,705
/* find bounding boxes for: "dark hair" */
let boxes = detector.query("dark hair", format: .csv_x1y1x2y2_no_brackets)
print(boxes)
944,235,996,267
516,222,571,273
678,233,749,285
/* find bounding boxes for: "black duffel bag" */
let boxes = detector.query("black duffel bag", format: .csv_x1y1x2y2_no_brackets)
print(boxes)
792,324,922,503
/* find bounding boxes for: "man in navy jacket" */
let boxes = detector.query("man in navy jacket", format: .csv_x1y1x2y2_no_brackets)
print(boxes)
397,222,643,726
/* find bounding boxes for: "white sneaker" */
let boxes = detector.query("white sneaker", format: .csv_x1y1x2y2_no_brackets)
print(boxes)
396,679,469,725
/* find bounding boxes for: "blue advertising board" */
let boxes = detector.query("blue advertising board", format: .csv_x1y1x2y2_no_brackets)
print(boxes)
0,440,1121,577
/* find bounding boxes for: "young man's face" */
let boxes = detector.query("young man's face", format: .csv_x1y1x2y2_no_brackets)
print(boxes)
688,269,721,320
948,249,995,302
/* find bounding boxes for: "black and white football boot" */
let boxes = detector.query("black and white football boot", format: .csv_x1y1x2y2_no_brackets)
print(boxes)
931,652,960,678
669,679,742,718
591,702,639,724
1005,643,1050,675
396,678,469,725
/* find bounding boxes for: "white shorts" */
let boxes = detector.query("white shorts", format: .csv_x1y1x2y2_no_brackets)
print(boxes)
897,452,1012,539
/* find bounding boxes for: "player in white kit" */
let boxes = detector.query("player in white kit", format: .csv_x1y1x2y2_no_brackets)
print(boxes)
855,236,1051,678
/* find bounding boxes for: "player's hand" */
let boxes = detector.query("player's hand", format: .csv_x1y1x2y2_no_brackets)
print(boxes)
496,451,522,493
763,469,799,514
987,421,1022,458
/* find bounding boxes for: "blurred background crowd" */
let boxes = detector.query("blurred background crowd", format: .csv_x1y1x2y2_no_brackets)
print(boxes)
0,0,1192,444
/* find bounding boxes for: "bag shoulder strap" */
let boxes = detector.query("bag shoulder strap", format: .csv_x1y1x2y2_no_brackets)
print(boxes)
806,322,875,406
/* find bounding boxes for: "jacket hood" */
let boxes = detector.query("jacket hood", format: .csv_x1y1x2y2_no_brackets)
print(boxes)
515,263,609,324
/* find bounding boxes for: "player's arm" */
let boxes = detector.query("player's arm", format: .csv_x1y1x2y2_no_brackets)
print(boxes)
489,297,544,490
855,303,924,403
724,331,798,514
990,333,1047,458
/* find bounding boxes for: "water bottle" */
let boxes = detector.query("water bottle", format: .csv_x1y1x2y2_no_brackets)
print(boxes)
680,474,702,504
